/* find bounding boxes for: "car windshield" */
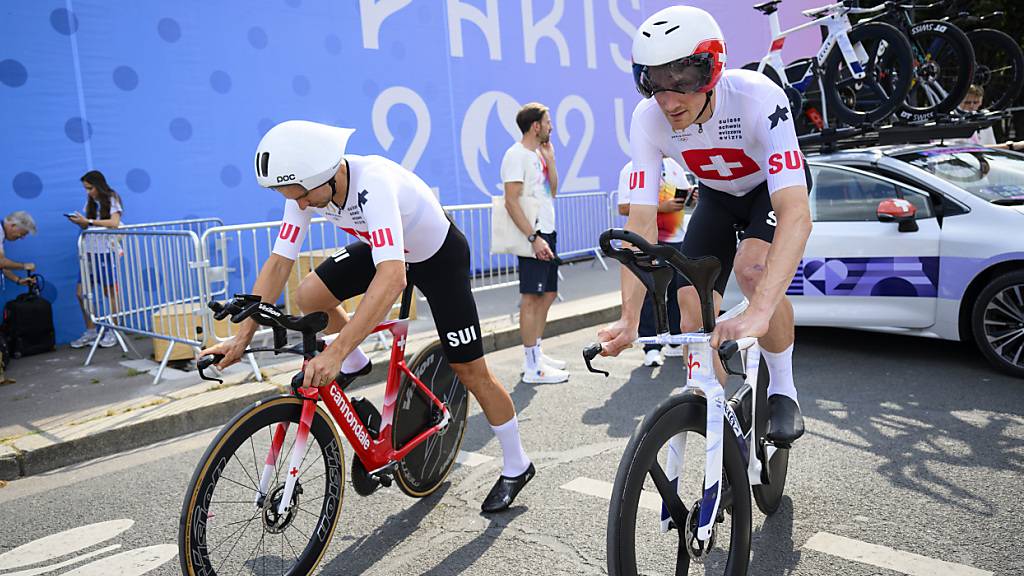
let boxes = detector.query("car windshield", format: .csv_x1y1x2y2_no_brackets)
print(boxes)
897,147,1024,205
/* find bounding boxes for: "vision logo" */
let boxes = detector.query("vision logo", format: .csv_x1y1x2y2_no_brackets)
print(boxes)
0,520,175,575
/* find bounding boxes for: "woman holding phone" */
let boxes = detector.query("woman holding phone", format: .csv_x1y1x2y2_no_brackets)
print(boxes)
66,170,123,349
616,157,697,367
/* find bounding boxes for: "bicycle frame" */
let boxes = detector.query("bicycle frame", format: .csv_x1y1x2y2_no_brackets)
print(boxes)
257,317,452,516
638,298,777,542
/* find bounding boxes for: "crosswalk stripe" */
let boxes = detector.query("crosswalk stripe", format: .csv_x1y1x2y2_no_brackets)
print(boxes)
803,532,993,576
455,451,493,467
559,477,663,512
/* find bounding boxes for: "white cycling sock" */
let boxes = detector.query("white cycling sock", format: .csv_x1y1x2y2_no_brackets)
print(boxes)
524,345,539,372
341,346,370,374
491,416,531,477
761,344,798,403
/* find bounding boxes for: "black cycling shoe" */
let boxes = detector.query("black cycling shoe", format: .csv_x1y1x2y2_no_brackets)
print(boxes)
481,463,535,513
766,395,804,447
335,360,373,391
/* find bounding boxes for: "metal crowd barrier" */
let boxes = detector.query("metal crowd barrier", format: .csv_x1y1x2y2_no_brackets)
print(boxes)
79,228,206,384
121,217,223,238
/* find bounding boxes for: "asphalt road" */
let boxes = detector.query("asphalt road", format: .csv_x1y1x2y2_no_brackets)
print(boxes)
1,324,1021,576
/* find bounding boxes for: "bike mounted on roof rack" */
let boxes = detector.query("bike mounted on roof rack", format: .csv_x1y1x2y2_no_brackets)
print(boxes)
797,107,1020,153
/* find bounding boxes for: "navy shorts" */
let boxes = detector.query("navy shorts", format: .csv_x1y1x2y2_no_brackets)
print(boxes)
518,231,559,294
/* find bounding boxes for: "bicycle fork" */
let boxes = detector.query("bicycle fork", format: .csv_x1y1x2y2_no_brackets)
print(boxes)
255,398,317,516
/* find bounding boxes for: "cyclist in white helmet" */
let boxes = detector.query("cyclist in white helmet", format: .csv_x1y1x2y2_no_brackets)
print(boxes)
202,120,535,512
597,6,813,445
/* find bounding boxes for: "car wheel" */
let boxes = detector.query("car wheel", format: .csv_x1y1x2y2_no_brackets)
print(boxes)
972,270,1024,379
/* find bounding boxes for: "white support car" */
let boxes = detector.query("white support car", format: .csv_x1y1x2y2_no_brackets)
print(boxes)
723,144,1024,378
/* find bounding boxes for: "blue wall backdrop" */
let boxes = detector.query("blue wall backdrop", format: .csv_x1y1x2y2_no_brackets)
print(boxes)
1,0,820,343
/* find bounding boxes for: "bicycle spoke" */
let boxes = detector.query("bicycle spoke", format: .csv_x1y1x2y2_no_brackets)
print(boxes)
298,447,325,479
648,461,688,529
210,510,260,569
282,531,302,562
218,473,264,496
231,450,261,493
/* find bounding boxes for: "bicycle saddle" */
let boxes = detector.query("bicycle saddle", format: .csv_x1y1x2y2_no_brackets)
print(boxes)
753,0,782,15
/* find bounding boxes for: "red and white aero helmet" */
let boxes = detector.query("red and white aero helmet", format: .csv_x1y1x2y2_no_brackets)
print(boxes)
632,6,727,98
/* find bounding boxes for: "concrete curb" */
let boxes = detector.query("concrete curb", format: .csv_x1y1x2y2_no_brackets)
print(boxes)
0,297,620,481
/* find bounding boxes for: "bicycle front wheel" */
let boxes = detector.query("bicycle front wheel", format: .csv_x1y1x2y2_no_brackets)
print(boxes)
967,28,1024,111
823,21,914,126
393,340,470,498
179,396,345,576
897,20,975,120
607,393,752,576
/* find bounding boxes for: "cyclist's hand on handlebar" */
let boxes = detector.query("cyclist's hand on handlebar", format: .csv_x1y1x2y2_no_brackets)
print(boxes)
597,318,638,357
200,336,250,370
710,310,771,350
301,346,343,391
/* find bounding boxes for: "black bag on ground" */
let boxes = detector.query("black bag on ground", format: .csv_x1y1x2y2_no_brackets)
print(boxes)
2,277,56,358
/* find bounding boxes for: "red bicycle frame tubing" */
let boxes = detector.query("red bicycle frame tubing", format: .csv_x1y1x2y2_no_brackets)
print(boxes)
306,318,451,472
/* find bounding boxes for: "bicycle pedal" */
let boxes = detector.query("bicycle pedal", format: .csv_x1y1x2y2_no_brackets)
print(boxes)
376,473,393,488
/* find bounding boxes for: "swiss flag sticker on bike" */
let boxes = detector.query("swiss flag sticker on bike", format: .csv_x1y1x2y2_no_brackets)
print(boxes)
681,148,760,181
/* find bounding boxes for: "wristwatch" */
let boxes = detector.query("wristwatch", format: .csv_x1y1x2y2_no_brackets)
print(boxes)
527,231,539,243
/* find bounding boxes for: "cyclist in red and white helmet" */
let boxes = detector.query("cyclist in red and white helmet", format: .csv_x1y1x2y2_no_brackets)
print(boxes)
598,5,813,445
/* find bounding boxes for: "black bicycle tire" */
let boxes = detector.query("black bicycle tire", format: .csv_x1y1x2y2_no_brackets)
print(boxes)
823,21,914,126
393,340,470,498
966,28,1024,111
607,393,752,576
179,396,345,576
897,20,975,119
750,355,790,515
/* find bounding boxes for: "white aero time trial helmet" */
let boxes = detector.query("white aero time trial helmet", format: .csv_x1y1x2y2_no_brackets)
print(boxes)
254,120,355,190
632,6,727,98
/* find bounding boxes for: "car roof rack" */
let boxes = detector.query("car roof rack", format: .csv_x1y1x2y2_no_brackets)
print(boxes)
799,109,1017,155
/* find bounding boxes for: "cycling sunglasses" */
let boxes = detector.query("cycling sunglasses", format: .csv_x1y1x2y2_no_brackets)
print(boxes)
633,53,715,98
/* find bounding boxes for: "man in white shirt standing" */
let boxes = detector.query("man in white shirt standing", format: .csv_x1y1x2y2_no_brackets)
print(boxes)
500,103,569,384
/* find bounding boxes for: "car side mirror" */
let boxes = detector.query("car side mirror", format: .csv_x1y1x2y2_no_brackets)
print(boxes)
876,198,918,233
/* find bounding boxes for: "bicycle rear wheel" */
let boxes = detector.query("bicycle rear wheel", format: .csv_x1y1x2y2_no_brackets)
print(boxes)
179,396,345,576
897,20,975,120
393,340,470,498
967,28,1024,111
748,356,789,515
823,21,914,126
607,393,751,576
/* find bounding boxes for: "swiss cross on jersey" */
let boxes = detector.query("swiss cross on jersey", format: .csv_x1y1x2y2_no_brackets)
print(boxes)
681,148,760,181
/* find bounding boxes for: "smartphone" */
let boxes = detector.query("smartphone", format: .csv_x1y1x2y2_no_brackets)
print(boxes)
683,188,697,208
63,212,77,219
674,187,687,200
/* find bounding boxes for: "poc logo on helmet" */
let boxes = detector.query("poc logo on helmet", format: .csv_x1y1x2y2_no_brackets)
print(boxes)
276,174,296,183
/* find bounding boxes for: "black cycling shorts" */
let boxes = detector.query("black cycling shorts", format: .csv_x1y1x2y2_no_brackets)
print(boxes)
314,223,484,364
679,162,812,295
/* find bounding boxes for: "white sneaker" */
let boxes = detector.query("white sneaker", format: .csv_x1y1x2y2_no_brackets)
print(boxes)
98,330,118,348
70,330,98,349
540,353,566,370
663,344,685,358
523,366,569,384
643,349,663,367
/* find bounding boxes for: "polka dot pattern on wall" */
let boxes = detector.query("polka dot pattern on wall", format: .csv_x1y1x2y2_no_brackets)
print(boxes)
210,70,232,94
113,65,138,91
248,27,268,49
169,117,192,141
293,75,310,96
220,165,241,187
285,0,302,7
126,169,151,193
50,8,78,36
13,172,43,199
0,59,28,87
65,117,93,143
158,18,181,43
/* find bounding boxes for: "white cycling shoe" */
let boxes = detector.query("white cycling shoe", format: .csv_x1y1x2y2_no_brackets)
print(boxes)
662,344,685,358
643,349,663,367
540,353,566,370
523,365,569,384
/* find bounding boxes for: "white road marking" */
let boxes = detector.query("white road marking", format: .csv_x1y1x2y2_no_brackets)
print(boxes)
62,544,177,575
0,519,134,570
3,545,120,576
560,477,664,512
455,451,493,467
803,532,993,576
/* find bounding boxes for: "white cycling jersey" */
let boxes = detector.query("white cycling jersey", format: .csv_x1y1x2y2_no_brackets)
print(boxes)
272,154,450,265
628,69,806,206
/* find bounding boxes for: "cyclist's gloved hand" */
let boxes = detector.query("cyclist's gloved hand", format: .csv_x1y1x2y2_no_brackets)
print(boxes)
710,310,770,350
597,317,638,357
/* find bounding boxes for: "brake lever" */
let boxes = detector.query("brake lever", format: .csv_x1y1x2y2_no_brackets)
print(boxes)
582,343,608,377
197,354,225,384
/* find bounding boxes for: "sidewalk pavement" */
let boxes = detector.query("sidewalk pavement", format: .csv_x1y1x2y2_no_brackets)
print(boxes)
0,260,622,481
